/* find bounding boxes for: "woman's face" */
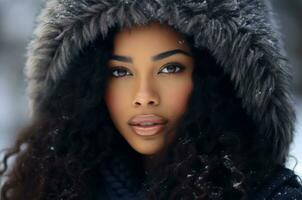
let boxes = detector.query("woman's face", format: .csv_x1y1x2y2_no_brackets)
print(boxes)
104,22,194,155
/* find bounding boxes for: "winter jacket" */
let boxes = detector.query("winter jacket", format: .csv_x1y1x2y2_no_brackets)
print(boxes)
248,166,302,200
24,0,302,199
95,157,302,200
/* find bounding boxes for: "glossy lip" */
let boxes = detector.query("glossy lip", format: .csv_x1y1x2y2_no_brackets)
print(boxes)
128,114,168,136
130,123,166,136
128,114,168,126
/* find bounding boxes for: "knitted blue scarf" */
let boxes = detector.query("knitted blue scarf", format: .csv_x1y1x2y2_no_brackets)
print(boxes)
97,154,147,200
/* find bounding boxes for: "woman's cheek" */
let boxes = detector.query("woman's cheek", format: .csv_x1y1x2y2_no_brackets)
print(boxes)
165,80,193,114
104,84,124,112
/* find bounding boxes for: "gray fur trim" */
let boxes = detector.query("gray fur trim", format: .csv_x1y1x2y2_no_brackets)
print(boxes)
24,0,296,164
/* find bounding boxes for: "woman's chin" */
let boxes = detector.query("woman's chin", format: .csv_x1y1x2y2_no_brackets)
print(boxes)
128,139,164,156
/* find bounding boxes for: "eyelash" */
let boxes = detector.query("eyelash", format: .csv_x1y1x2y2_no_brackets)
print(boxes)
108,63,185,78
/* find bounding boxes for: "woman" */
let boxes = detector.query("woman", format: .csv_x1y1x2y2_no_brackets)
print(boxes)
1,0,302,199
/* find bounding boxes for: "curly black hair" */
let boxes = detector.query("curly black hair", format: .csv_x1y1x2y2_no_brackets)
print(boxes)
0,27,278,200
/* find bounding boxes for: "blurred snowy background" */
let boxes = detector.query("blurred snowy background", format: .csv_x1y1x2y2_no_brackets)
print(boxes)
0,0,301,177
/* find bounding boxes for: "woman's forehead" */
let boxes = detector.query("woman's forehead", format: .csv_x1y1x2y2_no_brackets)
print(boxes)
112,22,191,54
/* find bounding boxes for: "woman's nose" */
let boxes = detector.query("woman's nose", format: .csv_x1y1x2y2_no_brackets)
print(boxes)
132,79,160,107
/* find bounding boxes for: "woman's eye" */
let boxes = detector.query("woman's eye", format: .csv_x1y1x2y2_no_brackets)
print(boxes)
109,63,184,78
159,63,184,74
109,67,131,78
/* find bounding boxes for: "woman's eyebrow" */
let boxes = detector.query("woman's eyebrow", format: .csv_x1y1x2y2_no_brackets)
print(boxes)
152,49,192,61
109,49,192,63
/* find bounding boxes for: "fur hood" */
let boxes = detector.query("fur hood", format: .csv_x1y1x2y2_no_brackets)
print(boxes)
24,0,295,165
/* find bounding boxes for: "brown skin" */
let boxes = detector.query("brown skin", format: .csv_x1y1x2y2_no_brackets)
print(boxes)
104,22,195,163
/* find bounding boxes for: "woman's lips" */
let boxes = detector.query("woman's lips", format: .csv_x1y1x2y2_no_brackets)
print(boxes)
128,114,168,126
129,123,166,136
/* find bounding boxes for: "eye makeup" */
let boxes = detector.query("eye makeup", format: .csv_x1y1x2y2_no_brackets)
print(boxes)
108,62,186,78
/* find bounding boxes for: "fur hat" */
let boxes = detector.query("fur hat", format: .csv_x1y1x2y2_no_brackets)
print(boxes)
24,0,296,165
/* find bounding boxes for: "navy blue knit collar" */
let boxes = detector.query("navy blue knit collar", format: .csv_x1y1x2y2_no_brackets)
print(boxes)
98,154,146,200
248,165,300,200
